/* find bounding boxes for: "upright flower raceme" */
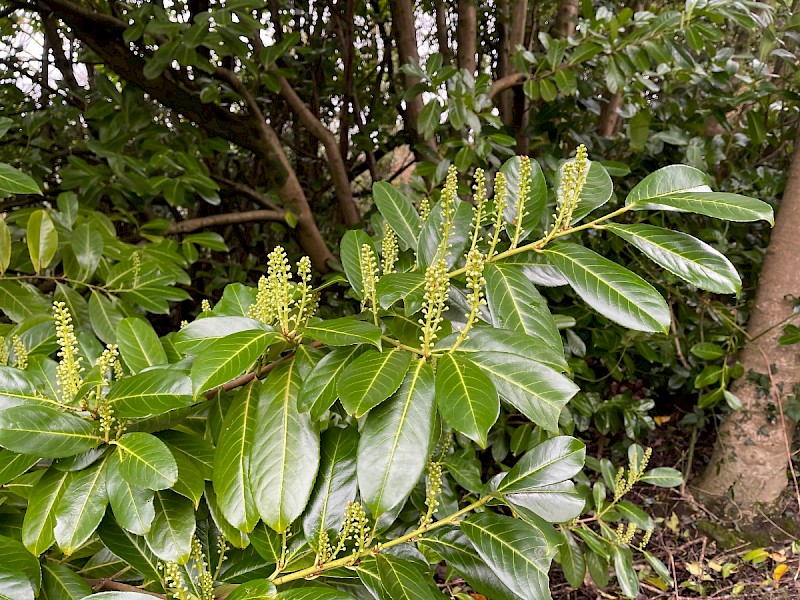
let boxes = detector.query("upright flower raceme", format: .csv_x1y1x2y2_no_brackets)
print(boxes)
53,301,83,404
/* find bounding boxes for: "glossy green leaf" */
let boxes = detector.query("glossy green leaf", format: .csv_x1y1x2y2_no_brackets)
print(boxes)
626,164,710,202
419,527,523,600
274,588,356,599
297,345,363,419
303,317,382,348
0,405,100,458
338,348,412,417
0,450,39,486
626,165,773,224
96,514,162,584
213,381,261,532
225,580,277,600
190,329,274,396
461,512,555,600
41,563,92,600
640,467,683,487
22,468,71,555
303,426,359,549
174,316,265,354
467,352,578,433
54,458,109,555
0,218,11,275
376,272,426,310
612,546,639,598
116,318,168,373
417,98,442,139
558,530,586,589
249,522,282,563
145,491,196,563
204,483,249,549
484,263,562,352
542,242,670,333
358,359,435,517
26,210,57,273
606,223,741,294
88,292,124,345
504,481,585,522
0,283,49,327
557,160,613,224
105,370,193,418
0,162,42,195
440,326,567,373
0,535,41,600
498,436,585,493
417,197,474,268
106,451,155,535
340,229,377,300
212,284,257,318
435,354,498,448
81,592,158,599
116,432,178,491
69,223,103,281
374,554,440,599
249,360,319,532
372,181,421,250
501,156,547,243
634,191,774,224
159,431,214,480
0,366,59,410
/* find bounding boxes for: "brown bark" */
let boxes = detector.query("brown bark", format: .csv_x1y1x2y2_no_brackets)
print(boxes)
598,91,623,138
694,127,800,507
278,76,360,227
456,0,477,74
166,210,287,234
389,0,437,152
37,0,336,270
435,2,452,65
552,0,579,38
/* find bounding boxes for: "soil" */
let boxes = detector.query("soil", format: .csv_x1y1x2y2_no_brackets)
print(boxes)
547,419,800,599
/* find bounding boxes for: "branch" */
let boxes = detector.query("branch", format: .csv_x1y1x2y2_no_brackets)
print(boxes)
39,0,335,269
213,175,281,210
277,75,360,226
166,209,287,234
88,579,164,598
489,73,524,99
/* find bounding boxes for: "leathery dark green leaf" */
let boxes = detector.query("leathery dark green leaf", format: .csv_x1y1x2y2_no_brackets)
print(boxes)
498,436,586,493
467,352,578,433
435,353,499,448
303,426,359,550
337,348,412,417
542,242,670,333
115,432,178,491
213,380,261,532
358,358,436,517
461,512,555,600
249,360,319,532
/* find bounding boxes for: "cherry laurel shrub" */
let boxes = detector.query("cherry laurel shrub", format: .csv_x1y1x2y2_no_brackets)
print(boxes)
0,149,773,599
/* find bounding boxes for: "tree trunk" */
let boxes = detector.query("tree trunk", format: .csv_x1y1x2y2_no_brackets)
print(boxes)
435,2,452,65
389,0,437,154
694,126,800,507
598,91,623,137
456,0,477,74
552,0,579,38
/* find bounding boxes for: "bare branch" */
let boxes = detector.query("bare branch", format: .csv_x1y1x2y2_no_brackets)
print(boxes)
166,209,287,234
489,73,525,99
278,75,360,227
88,579,164,598
212,175,280,211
